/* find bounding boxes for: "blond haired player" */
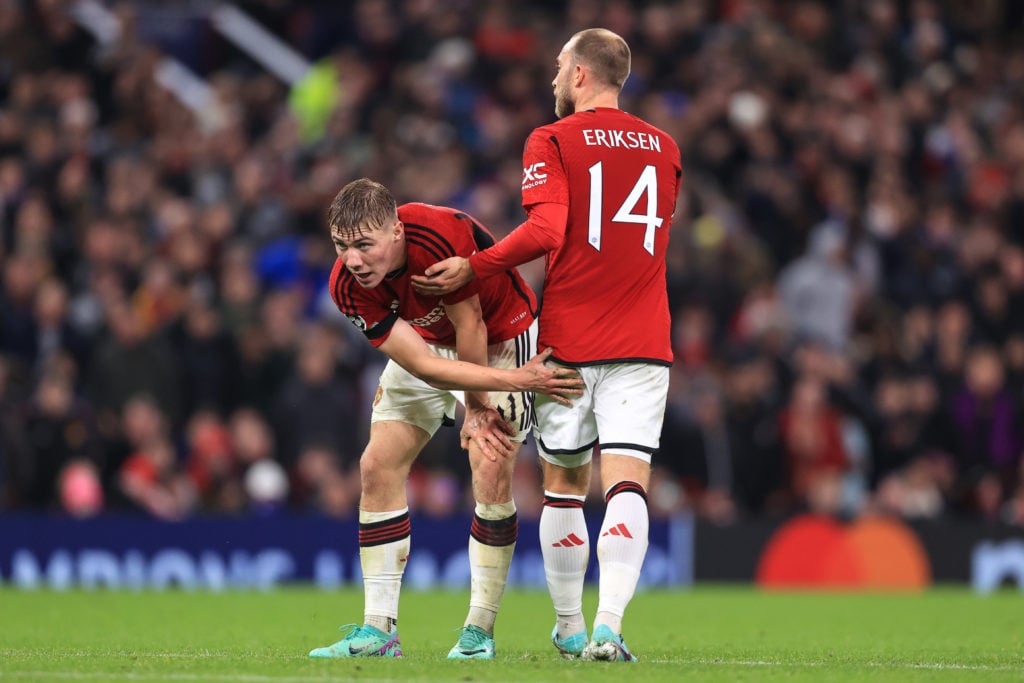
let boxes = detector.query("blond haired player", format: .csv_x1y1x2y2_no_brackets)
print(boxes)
308,178,581,660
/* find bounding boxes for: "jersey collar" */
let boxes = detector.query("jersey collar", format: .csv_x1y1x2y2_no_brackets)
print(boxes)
385,264,407,279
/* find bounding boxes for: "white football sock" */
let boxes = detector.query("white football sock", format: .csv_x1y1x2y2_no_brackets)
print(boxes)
595,482,649,634
540,491,588,637
359,507,411,633
466,500,517,633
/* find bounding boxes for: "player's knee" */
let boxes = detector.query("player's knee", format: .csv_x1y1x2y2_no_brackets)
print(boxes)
358,459,383,490
472,457,513,492
359,453,405,490
542,462,589,496
600,452,651,490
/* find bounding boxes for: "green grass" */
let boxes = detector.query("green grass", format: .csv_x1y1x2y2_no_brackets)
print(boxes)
1,587,1022,682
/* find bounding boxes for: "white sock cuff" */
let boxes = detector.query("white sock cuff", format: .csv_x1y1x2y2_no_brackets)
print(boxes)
475,500,516,520
359,507,409,524
603,480,647,501
543,490,586,503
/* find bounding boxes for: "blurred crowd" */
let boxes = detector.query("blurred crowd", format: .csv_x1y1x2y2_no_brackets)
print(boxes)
1,0,1024,526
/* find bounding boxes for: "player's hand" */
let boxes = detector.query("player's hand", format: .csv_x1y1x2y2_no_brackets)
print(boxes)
462,405,515,462
515,348,584,406
411,256,474,295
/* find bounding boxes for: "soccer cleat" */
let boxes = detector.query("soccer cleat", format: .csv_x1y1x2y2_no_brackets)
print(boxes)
581,624,637,662
551,623,588,659
447,624,496,660
308,623,403,658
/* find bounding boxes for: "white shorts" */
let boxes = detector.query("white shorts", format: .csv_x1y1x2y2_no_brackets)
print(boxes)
534,362,669,468
371,320,537,441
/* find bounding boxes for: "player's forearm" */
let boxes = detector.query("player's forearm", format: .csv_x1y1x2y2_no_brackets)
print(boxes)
412,356,517,392
469,203,568,278
382,317,515,392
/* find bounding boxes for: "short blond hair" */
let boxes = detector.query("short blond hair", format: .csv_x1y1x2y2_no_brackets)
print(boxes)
327,178,397,238
570,28,631,90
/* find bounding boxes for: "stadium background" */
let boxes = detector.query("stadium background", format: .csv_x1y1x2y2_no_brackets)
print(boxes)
1,0,1024,591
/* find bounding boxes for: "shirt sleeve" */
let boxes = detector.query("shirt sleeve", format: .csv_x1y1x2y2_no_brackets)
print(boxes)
520,128,569,206
469,129,570,278
329,261,398,347
468,202,569,279
437,210,484,306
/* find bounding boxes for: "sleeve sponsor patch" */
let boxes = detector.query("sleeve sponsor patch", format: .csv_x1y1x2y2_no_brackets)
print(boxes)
522,162,547,189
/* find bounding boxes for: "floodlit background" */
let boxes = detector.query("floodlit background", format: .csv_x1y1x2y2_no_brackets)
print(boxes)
1,0,1024,591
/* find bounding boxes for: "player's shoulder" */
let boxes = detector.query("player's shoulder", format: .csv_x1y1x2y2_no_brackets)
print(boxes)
400,202,460,236
398,202,457,223
399,203,463,238
398,203,463,260
526,118,566,145
611,109,680,153
541,110,679,151
533,114,580,138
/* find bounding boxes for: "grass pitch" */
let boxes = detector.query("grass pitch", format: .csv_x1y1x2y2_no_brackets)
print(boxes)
1,586,1022,682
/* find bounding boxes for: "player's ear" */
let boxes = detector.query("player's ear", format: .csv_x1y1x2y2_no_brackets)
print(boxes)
392,219,404,241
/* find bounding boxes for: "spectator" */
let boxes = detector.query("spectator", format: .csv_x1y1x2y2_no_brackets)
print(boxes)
668,375,741,524
0,253,45,370
170,293,239,417
35,282,87,382
271,322,361,468
948,345,1021,516
184,410,241,513
243,459,290,515
778,229,859,353
778,374,851,515
723,348,787,514
224,406,304,516
116,395,194,519
21,370,99,510
291,443,358,518
0,356,32,508
85,300,181,429
58,458,104,517
118,439,194,520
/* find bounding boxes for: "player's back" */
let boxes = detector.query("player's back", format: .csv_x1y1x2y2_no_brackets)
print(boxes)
528,107,682,365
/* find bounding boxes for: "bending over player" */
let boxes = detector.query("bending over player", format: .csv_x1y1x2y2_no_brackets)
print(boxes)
308,178,581,661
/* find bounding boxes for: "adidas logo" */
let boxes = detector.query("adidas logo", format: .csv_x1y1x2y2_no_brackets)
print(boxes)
551,533,586,547
601,523,633,538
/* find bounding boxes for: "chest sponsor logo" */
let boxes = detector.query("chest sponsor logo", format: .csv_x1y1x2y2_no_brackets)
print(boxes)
409,304,446,327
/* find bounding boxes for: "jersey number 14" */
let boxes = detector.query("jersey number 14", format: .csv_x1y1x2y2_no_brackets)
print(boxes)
587,162,664,255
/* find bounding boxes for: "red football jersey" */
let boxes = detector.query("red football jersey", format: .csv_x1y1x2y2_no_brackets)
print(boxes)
518,107,682,365
330,203,537,348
